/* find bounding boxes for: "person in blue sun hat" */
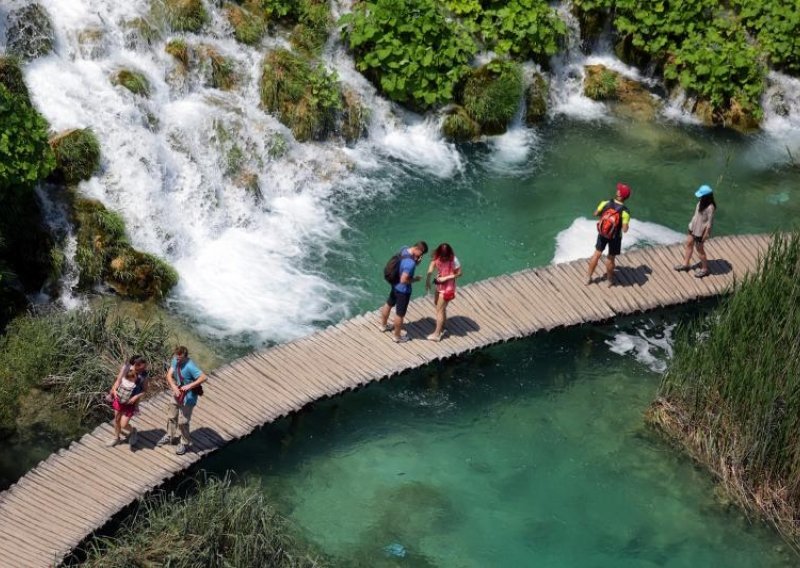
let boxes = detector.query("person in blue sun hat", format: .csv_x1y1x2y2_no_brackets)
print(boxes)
674,184,716,278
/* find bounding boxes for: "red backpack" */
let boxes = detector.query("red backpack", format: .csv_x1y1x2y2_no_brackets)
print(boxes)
597,202,624,239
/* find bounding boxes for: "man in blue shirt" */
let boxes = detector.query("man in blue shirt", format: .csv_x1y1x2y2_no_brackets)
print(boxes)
379,241,428,343
156,346,207,455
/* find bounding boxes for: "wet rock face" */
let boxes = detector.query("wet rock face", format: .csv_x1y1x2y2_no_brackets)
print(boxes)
583,64,661,121
525,73,549,126
441,105,480,142
5,3,56,61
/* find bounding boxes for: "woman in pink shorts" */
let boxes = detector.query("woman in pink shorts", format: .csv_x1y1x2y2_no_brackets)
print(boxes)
108,356,148,447
425,243,462,341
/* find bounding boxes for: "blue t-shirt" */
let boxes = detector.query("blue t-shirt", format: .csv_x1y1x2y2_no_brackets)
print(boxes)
171,357,204,406
394,248,416,294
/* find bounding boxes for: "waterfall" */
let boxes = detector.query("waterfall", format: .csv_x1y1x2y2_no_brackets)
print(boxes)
7,0,462,344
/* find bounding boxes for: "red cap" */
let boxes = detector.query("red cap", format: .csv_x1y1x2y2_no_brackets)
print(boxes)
616,182,631,200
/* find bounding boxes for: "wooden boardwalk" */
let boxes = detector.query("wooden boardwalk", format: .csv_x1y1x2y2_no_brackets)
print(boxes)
0,234,771,566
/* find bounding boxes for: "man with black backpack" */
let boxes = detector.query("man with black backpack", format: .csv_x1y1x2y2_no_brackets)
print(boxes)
379,241,428,343
586,183,631,286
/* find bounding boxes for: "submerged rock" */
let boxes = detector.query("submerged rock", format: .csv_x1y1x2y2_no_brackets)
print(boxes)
525,72,549,126
49,129,102,185
5,3,56,61
76,27,107,59
441,105,480,142
461,60,524,136
584,64,660,121
111,69,151,97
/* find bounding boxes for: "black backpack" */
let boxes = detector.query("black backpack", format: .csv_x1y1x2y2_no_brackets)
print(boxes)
383,251,403,285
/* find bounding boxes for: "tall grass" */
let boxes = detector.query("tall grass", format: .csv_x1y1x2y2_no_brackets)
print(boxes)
0,303,172,437
76,474,326,568
648,232,800,543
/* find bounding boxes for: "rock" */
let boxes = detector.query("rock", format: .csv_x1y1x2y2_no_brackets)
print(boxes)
198,45,236,91
441,105,480,142
721,98,760,132
123,17,161,50
154,0,209,33
584,64,660,121
165,38,189,67
259,48,341,142
340,88,368,144
107,250,178,300
76,28,107,59
49,129,102,185
461,60,524,135
5,3,56,61
525,72,548,125
111,69,151,97
0,57,29,101
224,3,265,45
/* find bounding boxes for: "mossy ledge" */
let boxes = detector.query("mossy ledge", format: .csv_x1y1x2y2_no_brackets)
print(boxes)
73,198,178,300
111,69,151,97
152,0,209,33
49,129,102,185
460,60,523,136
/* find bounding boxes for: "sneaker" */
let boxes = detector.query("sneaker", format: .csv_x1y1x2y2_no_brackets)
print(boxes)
108,438,121,448
175,443,188,455
128,429,139,447
426,332,443,342
673,264,691,272
392,334,410,343
694,268,709,278
378,322,393,332
156,434,172,447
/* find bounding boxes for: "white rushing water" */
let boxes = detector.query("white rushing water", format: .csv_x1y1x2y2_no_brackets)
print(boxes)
7,0,465,343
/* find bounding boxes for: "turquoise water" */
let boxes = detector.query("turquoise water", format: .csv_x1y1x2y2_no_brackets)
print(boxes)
202,320,794,566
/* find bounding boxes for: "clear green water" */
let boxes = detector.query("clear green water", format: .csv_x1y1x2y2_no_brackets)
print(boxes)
200,120,799,565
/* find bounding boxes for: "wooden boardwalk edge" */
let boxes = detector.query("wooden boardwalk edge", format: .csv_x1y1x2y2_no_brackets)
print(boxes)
0,235,772,567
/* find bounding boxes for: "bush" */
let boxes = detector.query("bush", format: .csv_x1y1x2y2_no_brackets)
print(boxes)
0,303,171,435
477,0,567,63
289,0,331,54
649,233,800,544
461,60,523,135
259,49,341,141
5,3,55,61
111,69,151,97
733,0,800,75
49,129,102,185
584,66,618,100
0,57,30,101
78,474,327,568
0,85,55,189
340,0,477,110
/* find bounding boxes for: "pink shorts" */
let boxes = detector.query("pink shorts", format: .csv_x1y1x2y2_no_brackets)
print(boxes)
112,397,139,418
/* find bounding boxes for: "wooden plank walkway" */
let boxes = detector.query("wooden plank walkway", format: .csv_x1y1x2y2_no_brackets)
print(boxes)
0,234,771,566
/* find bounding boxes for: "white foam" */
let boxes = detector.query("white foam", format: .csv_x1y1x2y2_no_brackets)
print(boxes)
606,322,675,374
552,217,684,264
485,127,539,175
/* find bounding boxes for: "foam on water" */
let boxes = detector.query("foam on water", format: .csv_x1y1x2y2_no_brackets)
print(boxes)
606,321,675,374
485,127,539,175
552,217,684,264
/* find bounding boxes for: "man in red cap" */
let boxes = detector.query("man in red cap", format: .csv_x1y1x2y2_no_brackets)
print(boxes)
587,182,631,286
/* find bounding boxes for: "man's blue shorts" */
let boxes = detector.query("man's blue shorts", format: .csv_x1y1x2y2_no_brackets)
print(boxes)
595,233,622,256
387,288,411,317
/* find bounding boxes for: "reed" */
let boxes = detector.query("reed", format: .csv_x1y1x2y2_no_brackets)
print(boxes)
77,474,326,568
648,232,800,545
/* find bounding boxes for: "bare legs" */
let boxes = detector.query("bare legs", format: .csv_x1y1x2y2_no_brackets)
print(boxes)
431,292,447,338
380,302,405,341
678,234,708,272
586,250,616,286
112,411,135,445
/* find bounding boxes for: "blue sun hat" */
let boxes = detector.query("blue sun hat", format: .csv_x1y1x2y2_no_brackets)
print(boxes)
695,184,713,198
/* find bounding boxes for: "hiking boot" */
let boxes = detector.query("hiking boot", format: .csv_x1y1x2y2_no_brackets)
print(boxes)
175,443,189,455
128,429,139,447
156,434,173,447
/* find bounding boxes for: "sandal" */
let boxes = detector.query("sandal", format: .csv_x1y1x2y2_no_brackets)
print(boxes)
673,264,691,272
694,268,709,278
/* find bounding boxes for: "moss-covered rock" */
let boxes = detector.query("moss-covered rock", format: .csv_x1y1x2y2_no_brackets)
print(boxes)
461,60,523,136
123,17,162,50
441,105,480,142
165,38,189,66
288,0,330,54
73,198,178,300
584,65,660,121
198,45,236,91
111,69,151,97
77,28,107,59
259,49,341,142
0,57,29,101
340,88,368,144
5,3,55,61
154,0,209,33
224,3,265,45
49,129,102,185
525,73,548,126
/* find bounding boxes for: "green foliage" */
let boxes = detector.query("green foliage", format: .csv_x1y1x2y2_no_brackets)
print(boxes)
0,303,172,435
0,57,30,101
290,0,331,54
156,0,209,33
111,69,151,97
665,19,765,118
733,0,800,75
461,60,523,135
340,0,477,110
225,3,265,45
0,85,55,189
79,474,326,567
165,38,189,66
108,250,180,300
478,0,567,62
584,67,618,100
654,233,800,538
259,49,342,141
50,128,102,185
199,46,237,91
